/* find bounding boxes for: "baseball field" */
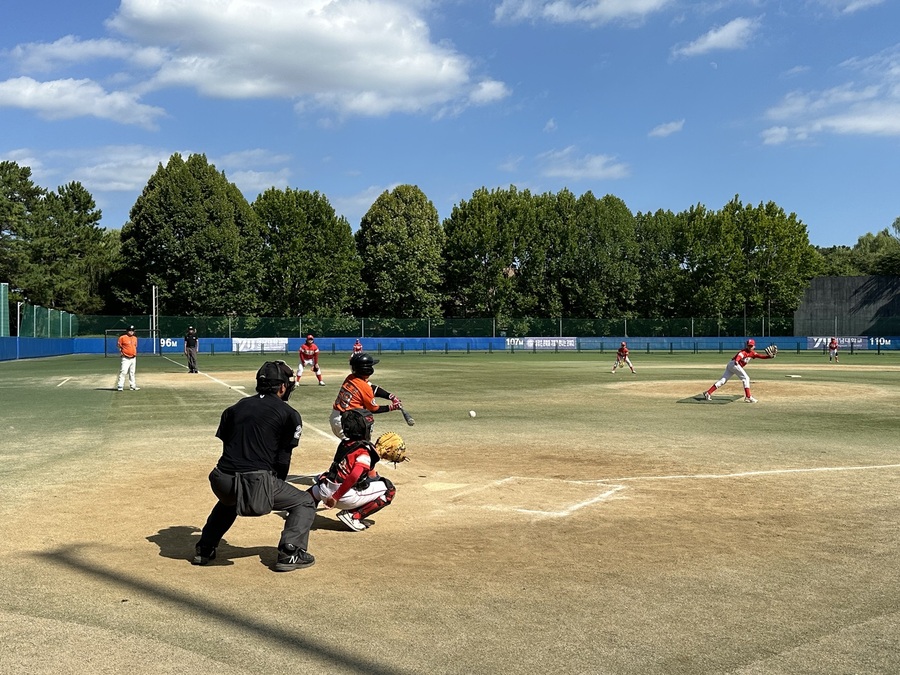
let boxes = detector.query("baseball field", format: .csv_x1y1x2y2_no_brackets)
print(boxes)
1,349,898,674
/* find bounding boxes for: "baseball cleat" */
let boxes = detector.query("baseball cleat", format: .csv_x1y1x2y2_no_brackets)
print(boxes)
318,381,326,386
337,510,368,532
743,396,758,403
703,392,712,401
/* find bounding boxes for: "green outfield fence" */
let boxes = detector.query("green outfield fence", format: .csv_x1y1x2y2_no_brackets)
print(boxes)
71,315,801,339
10,302,80,338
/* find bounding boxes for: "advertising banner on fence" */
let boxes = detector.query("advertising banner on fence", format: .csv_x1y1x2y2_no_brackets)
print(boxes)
807,336,869,350
232,337,289,353
506,337,578,350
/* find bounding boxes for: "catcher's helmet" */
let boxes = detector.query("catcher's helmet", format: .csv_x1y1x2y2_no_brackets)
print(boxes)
349,352,379,377
746,339,756,350
341,408,374,441
256,360,296,401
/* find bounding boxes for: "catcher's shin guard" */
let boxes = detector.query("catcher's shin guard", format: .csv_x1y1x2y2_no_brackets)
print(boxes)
355,477,395,519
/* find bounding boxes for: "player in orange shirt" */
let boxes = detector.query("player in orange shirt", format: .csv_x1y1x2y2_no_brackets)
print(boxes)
611,341,636,374
296,334,325,386
329,352,403,438
115,325,140,391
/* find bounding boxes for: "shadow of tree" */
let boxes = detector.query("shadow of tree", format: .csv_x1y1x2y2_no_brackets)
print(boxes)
43,547,406,674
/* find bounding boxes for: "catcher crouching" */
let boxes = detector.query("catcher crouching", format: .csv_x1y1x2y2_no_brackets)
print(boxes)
310,409,409,532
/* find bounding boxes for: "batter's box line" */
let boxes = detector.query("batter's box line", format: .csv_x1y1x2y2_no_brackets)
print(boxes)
448,476,628,518
481,485,628,518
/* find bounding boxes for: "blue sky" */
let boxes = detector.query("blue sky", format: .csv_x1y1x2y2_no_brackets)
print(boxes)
2,0,898,248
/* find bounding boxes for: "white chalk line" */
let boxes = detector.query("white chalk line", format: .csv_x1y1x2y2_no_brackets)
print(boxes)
161,355,334,440
465,464,900,518
56,377,70,387
590,463,900,483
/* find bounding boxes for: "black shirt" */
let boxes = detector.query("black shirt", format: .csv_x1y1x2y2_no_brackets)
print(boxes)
215,394,303,474
185,332,198,348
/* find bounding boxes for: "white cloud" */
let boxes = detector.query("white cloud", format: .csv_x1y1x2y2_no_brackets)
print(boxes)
98,0,507,118
10,36,166,72
332,183,402,226
494,0,672,26
543,118,557,132
761,44,900,144
671,16,761,58
538,146,629,180
815,0,885,14
648,119,684,138
0,77,164,128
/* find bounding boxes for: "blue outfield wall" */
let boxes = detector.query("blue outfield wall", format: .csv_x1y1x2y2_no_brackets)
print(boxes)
2,334,899,361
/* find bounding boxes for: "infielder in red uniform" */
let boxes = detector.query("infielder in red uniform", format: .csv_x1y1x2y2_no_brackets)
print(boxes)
702,339,774,403
296,334,325,386
352,339,363,354
828,337,840,363
310,409,396,532
612,341,635,374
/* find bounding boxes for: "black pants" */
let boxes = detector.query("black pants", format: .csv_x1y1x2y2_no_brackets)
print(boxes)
198,467,315,552
185,347,198,372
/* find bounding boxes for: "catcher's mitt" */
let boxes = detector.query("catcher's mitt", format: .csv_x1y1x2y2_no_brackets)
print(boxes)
764,344,778,358
375,432,409,465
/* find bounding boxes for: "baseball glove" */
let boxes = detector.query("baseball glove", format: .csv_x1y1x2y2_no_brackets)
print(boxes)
375,432,409,465
764,344,778,358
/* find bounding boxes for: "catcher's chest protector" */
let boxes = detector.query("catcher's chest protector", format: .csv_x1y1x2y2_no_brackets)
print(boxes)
329,440,379,477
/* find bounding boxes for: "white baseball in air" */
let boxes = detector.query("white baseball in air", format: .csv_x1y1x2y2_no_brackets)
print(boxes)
468,410,476,418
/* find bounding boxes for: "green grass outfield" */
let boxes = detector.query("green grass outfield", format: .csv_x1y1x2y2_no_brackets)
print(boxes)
1,350,899,674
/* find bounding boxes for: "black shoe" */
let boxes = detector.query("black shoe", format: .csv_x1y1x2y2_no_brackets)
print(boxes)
275,544,315,572
192,545,216,565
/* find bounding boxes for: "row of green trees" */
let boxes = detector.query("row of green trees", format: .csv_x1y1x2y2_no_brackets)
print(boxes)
2,156,899,322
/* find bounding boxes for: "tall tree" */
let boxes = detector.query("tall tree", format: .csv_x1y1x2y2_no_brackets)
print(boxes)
116,153,264,314
442,186,528,320
0,161,45,299
723,196,823,317
665,203,745,318
566,192,640,318
17,182,115,312
356,185,444,318
252,188,361,316
633,209,684,317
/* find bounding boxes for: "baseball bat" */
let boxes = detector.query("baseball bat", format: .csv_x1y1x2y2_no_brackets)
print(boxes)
399,405,415,426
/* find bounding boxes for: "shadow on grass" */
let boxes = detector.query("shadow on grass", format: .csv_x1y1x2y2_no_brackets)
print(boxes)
41,546,406,674
677,394,742,404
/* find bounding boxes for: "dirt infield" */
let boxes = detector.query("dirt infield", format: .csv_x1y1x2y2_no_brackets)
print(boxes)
1,355,899,674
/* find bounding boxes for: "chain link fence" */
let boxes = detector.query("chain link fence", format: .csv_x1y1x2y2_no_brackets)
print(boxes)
72,315,797,338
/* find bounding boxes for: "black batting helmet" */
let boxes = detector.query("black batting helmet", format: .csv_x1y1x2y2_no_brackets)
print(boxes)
341,408,375,441
255,360,296,401
349,352,378,377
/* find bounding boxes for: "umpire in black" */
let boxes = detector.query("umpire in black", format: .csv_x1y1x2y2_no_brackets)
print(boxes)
193,361,316,572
